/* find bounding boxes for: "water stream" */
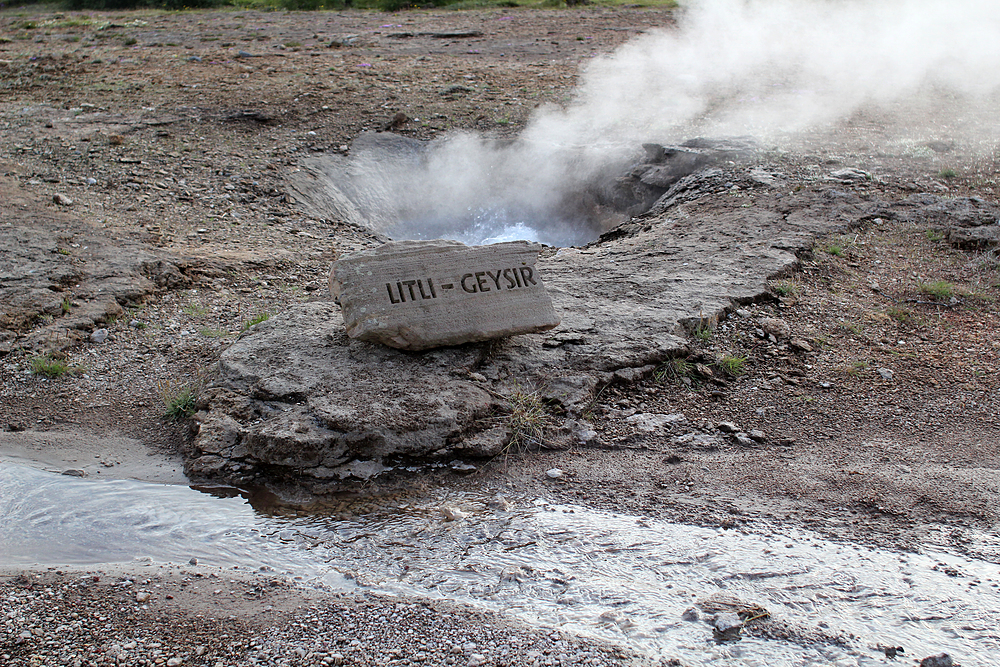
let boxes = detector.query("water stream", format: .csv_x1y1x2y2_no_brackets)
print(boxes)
2,462,999,666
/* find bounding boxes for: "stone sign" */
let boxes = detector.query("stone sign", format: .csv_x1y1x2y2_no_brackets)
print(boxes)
330,239,560,350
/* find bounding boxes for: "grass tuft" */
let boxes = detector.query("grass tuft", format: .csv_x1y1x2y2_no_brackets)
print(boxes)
30,354,82,378
503,384,548,454
716,354,748,376
919,280,957,301
769,280,800,297
887,307,912,323
241,311,271,331
655,357,692,384
157,378,199,420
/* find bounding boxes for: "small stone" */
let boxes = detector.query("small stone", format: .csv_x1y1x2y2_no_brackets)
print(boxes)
748,429,766,442
188,557,198,566
440,506,469,521
90,328,109,344
829,167,871,181
716,422,739,433
188,56,202,62
61,469,86,477
919,654,952,667
713,612,743,635
877,367,894,380
735,308,752,318
733,432,754,447
449,461,477,474
136,591,151,603
759,317,790,339
681,607,699,622
546,468,564,479
167,658,184,667
789,337,813,352
53,193,73,206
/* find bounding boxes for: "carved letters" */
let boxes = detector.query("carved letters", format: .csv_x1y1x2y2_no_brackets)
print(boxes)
331,240,560,351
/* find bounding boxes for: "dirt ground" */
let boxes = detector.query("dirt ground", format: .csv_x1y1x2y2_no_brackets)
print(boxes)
1,5,1000,656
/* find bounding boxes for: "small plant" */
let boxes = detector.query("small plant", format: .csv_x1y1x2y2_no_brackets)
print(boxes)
241,311,271,331
845,360,868,377
157,379,198,421
655,357,692,383
123,37,137,46
61,298,72,314
925,229,946,242
769,280,800,297
841,321,864,335
716,354,748,376
30,354,81,378
693,324,713,342
502,384,548,455
198,327,229,338
182,303,209,317
939,168,957,179
825,244,844,257
919,280,957,300
887,307,912,323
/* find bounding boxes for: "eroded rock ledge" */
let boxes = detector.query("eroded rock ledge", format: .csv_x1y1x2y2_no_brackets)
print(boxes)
187,165,909,489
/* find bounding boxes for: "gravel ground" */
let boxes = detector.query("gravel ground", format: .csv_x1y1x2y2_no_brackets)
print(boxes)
1,565,649,667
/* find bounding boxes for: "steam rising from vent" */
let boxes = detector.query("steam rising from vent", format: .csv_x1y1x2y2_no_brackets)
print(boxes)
302,0,1000,247
533,0,1000,146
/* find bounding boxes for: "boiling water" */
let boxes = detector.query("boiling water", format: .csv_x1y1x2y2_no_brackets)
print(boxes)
386,204,599,248
2,463,999,666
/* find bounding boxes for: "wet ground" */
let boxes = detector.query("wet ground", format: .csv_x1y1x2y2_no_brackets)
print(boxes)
4,462,999,667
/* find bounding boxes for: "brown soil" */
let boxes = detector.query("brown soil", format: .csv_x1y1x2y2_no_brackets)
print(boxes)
1,3,999,648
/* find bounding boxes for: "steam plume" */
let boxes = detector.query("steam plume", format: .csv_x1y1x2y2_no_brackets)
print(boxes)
337,0,1000,246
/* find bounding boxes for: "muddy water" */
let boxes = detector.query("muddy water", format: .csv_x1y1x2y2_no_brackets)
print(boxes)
3,462,999,667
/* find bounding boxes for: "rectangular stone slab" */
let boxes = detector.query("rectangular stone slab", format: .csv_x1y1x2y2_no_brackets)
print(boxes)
331,240,560,350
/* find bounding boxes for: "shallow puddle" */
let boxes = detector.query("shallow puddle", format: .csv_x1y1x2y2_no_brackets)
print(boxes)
2,462,999,666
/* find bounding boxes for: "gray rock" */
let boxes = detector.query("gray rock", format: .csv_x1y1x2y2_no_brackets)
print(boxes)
919,653,953,667
829,167,871,182
748,429,766,442
545,468,564,479
90,328,109,344
733,432,755,447
331,240,560,351
877,367,894,380
713,612,743,636
789,337,813,352
52,193,73,206
716,422,739,433
191,159,874,486
61,468,86,477
759,317,790,339
625,412,687,432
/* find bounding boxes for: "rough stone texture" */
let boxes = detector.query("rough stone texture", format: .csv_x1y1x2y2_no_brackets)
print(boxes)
190,164,877,486
332,239,559,350
0,175,228,354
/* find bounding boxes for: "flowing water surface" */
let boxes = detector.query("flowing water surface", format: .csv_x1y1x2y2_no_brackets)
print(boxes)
2,462,999,667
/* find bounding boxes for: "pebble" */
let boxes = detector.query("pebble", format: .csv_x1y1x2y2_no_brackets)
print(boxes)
53,193,74,206
713,612,743,636
716,422,739,433
877,367,894,380
90,328,109,344
920,654,953,667
545,468,564,479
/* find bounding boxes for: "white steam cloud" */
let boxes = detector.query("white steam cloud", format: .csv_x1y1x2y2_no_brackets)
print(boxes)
338,0,1000,246
529,0,1000,148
